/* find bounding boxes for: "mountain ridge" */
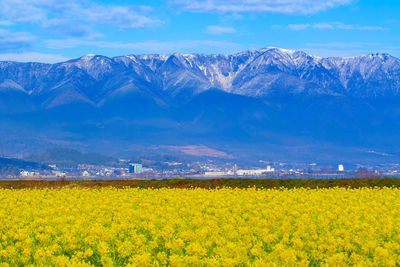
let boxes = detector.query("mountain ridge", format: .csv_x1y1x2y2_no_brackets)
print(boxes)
0,47,400,163
1,47,400,108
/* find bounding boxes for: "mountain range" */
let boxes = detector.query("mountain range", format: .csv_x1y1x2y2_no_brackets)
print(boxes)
1,47,400,164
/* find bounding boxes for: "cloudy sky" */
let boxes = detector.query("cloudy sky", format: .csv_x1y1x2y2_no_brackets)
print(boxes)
0,0,399,62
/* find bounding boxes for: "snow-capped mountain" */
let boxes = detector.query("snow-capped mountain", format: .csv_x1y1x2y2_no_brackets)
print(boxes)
1,47,400,162
1,47,400,108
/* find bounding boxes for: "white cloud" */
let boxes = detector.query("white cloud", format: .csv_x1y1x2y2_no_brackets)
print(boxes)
171,0,353,14
76,4,160,29
0,29,36,52
45,39,244,54
359,26,385,31
284,22,385,31
0,0,160,39
0,52,70,63
206,25,236,34
313,22,335,29
287,24,310,30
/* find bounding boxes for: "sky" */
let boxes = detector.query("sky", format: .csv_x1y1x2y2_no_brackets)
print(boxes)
0,0,399,63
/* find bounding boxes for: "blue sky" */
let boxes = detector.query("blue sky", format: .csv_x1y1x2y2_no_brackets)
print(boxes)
0,0,399,62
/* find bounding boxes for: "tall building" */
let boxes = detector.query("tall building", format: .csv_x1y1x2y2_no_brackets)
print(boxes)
129,163,143,174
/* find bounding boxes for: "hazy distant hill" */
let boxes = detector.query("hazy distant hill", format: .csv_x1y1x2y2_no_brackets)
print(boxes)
0,157,49,176
1,47,400,163
26,148,117,167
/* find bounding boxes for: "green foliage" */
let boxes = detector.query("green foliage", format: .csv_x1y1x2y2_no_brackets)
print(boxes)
1,177,400,189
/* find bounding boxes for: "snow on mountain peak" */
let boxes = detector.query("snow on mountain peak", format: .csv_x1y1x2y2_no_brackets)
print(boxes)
1,47,399,99
263,47,297,55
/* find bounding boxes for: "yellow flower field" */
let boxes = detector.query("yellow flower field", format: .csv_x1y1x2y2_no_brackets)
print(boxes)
0,187,399,266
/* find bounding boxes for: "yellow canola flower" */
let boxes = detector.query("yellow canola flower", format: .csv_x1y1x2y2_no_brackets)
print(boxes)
0,187,399,266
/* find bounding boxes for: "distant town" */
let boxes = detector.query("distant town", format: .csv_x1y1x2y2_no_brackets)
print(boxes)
6,159,399,180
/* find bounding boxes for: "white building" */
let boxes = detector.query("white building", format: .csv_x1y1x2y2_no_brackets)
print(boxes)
20,171,35,177
266,166,275,172
236,166,275,176
338,164,344,172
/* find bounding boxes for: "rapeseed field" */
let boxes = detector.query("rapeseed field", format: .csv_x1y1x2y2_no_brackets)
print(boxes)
0,187,399,266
